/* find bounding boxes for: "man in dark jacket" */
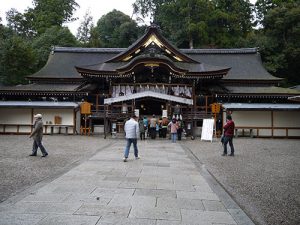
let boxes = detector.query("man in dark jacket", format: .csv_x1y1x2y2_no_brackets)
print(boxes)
222,115,235,156
29,114,48,157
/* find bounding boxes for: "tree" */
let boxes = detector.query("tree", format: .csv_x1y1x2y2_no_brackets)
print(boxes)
255,1,300,85
5,0,79,36
0,35,36,85
76,10,94,46
32,26,78,69
93,10,140,48
208,0,254,47
134,0,254,48
6,8,35,38
31,0,79,34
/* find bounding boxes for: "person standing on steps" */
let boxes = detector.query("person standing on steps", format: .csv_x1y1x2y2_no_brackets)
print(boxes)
168,118,179,143
138,117,145,140
123,115,140,162
29,114,48,157
222,114,235,156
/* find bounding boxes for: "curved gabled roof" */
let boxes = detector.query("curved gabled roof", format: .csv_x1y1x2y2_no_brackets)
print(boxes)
106,24,198,63
183,49,282,81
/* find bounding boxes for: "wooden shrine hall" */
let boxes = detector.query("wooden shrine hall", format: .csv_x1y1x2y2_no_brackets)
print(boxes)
1,25,300,138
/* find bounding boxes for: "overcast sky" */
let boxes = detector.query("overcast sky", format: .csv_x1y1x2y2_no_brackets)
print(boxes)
1,0,256,35
1,0,139,35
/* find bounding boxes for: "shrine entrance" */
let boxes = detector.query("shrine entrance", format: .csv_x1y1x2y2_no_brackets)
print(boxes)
135,98,166,117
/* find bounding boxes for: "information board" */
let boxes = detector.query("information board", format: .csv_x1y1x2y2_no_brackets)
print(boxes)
201,119,214,142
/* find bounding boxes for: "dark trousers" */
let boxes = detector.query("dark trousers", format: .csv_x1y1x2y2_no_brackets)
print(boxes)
161,127,167,138
223,136,234,154
177,128,183,140
32,138,48,155
140,132,145,140
150,127,156,139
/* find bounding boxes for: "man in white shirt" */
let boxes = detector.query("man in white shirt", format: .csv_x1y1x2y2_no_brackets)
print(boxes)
123,115,140,162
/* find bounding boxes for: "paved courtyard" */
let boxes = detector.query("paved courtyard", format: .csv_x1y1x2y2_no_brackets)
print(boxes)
0,138,253,225
0,135,299,225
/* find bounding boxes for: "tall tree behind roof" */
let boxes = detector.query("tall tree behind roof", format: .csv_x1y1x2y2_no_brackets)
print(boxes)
255,0,300,85
31,0,79,35
76,9,94,47
93,10,140,48
133,0,254,48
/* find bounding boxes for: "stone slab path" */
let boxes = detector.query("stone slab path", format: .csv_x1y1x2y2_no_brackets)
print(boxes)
0,140,255,225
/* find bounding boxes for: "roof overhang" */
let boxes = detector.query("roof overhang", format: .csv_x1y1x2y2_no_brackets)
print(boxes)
104,91,193,105
288,95,300,102
0,101,79,109
222,103,300,111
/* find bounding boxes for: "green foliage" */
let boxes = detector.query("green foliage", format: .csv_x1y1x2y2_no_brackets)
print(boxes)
255,1,300,84
0,34,36,85
134,0,255,48
32,26,78,69
76,10,94,46
5,0,79,36
93,10,140,48
31,0,79,34
6,8,36,38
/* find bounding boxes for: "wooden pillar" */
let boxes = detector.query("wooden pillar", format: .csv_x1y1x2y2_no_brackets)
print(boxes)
73,108,76,134
104,105,107,139
271,111,274,137
96,94,99,112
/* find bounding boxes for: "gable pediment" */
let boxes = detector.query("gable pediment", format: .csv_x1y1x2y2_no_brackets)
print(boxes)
106,24,198,64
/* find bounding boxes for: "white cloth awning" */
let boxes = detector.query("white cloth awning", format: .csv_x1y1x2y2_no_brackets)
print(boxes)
104,91,193,105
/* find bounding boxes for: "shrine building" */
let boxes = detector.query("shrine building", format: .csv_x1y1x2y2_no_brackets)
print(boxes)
0,25,300,138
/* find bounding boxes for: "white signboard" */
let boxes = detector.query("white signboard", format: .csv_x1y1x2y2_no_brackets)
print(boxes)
134,109,139,117
201,119,214,142
162,110,168,118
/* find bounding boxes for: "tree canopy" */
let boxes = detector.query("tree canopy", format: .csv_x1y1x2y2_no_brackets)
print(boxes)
93,10,141,48
0,0,299,85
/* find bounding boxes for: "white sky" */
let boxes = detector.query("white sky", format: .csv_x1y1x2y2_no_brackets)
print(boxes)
1,0,256,35
0,0,139,35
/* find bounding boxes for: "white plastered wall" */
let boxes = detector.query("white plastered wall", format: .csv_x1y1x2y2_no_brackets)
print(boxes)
0,108,32,133
223,110,300,137
32,108,75,134
273,111,300,136
0,108,76,134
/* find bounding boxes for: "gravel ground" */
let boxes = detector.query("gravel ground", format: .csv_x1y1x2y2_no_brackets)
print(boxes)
0,135,112,203
0,135,299,225
184,137,300,225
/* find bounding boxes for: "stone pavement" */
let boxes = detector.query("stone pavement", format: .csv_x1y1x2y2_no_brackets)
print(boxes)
0,140,255,225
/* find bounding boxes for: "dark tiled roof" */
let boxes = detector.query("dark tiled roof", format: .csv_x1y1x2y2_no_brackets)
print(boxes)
27,46,280,82
0,83,80,92
182,49,280,81
0,101,79,108
224,86,300,95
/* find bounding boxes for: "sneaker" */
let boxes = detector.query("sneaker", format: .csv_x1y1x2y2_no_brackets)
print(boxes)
221,153,227,156
29,154,36,156
123,157,127,162
229,153,234,156
135,156,140,160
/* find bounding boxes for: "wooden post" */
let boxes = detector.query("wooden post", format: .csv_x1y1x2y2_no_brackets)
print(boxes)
271,111,274,137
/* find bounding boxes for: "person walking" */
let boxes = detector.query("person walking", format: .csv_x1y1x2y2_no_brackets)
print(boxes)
138,117,145,140
123,115,140,162
29,114,48,157
177,118,184,140
168,118,178,143
222,114,235,156
161,117,168,138
149,114,157,139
